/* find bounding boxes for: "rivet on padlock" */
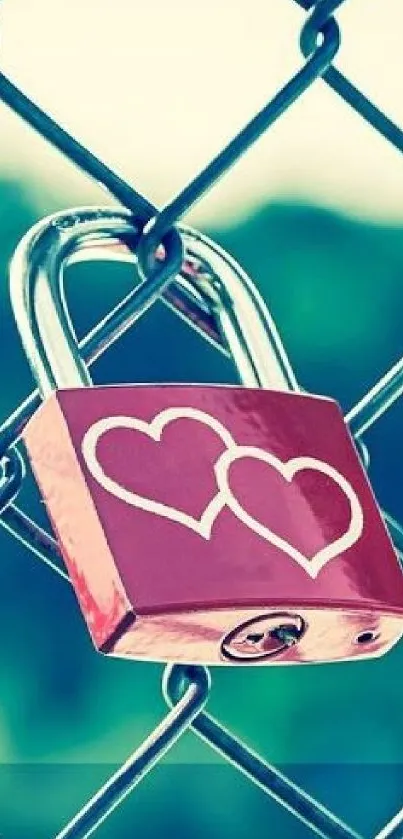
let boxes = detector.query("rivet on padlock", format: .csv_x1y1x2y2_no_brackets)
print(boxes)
10,207,403,665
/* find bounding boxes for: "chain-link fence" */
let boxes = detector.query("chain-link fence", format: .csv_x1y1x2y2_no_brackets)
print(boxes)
1,1,403,837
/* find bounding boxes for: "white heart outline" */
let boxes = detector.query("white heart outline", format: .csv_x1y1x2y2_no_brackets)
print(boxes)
215,446,364,579
81,407,235,538
81,407,364,578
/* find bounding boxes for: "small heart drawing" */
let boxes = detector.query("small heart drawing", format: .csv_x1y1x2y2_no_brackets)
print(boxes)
214,446,364,579
81,407,235,539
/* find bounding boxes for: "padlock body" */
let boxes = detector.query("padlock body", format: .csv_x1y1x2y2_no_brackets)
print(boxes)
23,385,403,664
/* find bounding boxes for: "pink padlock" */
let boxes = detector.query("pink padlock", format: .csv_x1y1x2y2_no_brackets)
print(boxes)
11,208,403,665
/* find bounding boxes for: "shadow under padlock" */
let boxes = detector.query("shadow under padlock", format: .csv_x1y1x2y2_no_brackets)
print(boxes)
9,206,403,665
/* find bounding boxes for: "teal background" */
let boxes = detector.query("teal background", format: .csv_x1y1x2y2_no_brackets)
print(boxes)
0,180,403,836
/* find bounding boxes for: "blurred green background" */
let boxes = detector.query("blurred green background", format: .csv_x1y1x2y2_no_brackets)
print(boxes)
0,180,403,837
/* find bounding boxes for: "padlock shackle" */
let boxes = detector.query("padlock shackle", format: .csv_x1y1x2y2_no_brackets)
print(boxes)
10,207,298,398
181,227,298,392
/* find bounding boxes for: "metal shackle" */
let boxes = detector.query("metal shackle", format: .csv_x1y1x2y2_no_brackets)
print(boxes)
9,207,298,397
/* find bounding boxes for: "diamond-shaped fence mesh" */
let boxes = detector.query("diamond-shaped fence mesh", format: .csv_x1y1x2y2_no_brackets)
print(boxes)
1,1,403,837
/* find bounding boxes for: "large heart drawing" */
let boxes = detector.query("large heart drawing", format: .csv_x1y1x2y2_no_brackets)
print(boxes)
81,407,235,538
81,407,364,578
215,446,364,579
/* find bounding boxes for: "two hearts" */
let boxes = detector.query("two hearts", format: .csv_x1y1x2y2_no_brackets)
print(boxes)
81,407,364,579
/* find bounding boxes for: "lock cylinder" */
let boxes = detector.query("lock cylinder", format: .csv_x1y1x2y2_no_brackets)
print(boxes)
221,613,305,662
11,208,403,665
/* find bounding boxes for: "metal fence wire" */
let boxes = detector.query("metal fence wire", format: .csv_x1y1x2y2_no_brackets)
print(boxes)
1,1,403,837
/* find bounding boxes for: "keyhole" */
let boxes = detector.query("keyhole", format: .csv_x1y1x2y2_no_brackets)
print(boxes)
246,632,265,644
221,612,305,662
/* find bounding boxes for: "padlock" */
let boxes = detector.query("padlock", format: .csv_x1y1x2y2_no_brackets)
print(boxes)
11,207,403,665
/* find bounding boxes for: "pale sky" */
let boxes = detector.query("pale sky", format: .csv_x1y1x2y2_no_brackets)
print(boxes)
1,0,402,225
